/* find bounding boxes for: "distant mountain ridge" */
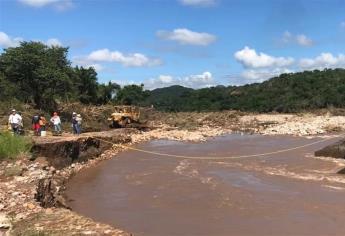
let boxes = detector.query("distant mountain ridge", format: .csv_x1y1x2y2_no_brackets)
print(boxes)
143,68,345,112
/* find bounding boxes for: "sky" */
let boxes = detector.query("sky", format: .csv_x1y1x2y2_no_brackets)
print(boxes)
0,0,345,90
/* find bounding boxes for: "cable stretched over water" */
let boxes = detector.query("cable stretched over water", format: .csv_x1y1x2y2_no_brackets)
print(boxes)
3,124,344,160
93,133,344,160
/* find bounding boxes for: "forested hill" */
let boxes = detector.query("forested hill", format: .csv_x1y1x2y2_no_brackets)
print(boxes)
1,42,345,113
144,69,345,112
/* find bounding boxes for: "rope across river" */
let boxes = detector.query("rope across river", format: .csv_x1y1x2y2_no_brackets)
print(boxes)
2,113,344,160
92,132,344,160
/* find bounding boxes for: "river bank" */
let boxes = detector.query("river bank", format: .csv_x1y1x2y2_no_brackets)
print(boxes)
1,112,345,235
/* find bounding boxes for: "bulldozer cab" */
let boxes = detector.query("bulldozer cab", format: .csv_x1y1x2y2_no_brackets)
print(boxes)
108,106,140,128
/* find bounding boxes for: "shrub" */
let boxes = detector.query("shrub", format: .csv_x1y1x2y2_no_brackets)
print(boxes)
0,132,32,160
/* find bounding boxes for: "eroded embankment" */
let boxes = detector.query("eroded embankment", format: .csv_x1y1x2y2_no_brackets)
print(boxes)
32,129,134,169
1,129,136,236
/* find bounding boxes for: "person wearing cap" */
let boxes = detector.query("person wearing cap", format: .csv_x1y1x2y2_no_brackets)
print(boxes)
50,112,62,135
8,109,22,135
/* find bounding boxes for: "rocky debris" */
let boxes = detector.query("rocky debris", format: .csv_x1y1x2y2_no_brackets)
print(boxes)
131,125,229,143
246,114,345,136
35,177,68,208
10,208,131,236
315,139,345,159
0,213,11,230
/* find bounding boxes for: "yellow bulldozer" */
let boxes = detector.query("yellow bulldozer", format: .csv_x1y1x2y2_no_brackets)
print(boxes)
108,106,140,128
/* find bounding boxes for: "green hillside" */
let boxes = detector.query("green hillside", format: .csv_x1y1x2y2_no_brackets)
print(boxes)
145,69,345,112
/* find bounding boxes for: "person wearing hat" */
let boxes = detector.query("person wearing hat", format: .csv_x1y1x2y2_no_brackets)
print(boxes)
50,112,62,135
8,109,22,135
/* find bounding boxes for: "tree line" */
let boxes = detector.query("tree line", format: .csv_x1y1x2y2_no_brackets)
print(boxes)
143,68,345,112
1,41,345,113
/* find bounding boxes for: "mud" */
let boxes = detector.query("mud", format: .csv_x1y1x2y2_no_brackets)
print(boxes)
66,134,345,236
31,129,135,169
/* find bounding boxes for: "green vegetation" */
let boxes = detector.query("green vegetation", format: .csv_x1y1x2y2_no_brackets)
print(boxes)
1,41,345,113
142,69,345,112
0,41,119,110
0,132,32,160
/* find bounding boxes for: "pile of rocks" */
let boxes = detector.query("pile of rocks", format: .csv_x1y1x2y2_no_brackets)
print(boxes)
239,114,345,136
131,125,230,143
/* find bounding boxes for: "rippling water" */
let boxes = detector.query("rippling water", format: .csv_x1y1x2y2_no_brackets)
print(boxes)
66,134,345,236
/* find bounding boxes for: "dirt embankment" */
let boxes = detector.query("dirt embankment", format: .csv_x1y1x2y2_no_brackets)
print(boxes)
32,129,135,169
1,129,136,236
1,111,345,235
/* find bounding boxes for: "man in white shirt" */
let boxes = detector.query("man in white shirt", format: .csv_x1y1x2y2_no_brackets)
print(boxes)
50,112,62,135
8,109,23,134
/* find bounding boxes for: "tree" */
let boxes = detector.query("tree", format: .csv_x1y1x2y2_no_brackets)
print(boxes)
116,84,149,105
97,82,120,104
0,41,72,109
73,66,99,104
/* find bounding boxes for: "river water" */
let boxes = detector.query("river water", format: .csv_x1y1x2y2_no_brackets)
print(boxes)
66,134,345,236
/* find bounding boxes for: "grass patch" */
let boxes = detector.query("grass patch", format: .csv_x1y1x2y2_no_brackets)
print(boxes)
0,132,32,161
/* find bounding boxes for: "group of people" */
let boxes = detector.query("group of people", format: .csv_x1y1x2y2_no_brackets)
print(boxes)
31,113,62,136
8,109,83,136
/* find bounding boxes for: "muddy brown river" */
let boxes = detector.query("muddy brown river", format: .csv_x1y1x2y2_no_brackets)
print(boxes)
66,134,345,236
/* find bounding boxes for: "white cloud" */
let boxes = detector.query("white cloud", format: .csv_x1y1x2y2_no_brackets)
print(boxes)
157,28,216,46
299,53,345,70
234,46,294,69
158,75,174,83
73,49,162,70
179,0,216,7
86,48,162,67
72,57,104,71
240,68,293,83
295,34,313,46
145,71,214,90
18,0,73,10
46,38,62,47
0,32,23,48
234,46,296,83
0,31,63,49
184,71,213,84
86,64,104,71
281,31,313,47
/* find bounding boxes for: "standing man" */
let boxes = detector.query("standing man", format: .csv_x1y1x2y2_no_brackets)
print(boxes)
76,114,82,135
71,112,78,134
50,112,62,135
8,109,22,135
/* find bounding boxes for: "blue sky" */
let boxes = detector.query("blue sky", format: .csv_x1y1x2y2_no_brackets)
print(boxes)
1,0,345,89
